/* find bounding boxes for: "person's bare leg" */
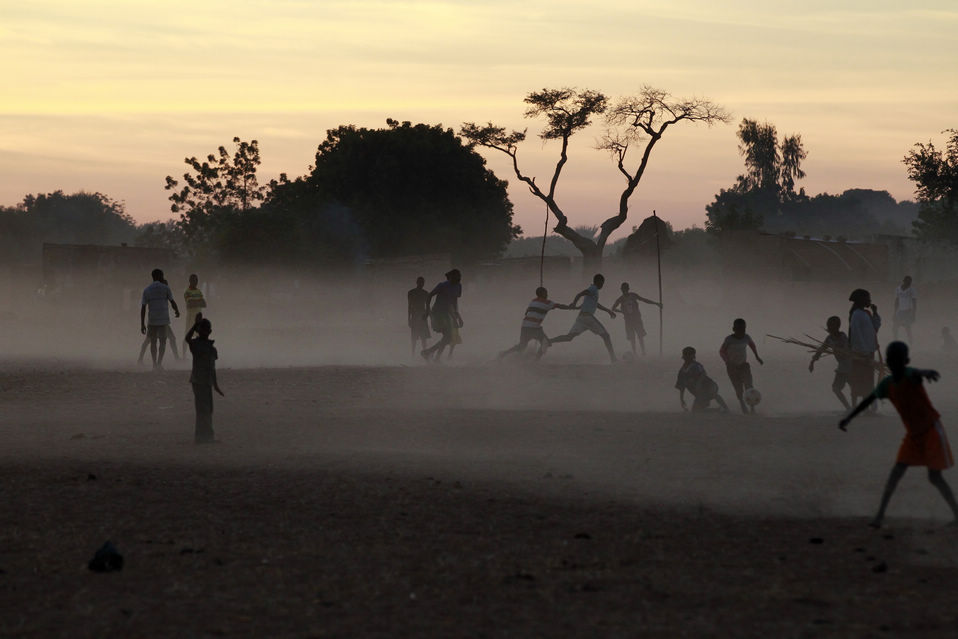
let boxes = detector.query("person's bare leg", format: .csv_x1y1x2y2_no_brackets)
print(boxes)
601,334,616,363
156,332,167,368
149,335,158,367
628,335,636,356
714,394,729,412
833,380,851,410
927,470,958,523
138,335,149,364
638,336,646,357
871,463,907,527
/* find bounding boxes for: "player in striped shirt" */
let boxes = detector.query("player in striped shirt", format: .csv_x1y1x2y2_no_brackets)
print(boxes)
497,287,573,360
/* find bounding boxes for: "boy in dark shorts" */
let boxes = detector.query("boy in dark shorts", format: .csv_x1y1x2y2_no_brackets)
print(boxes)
675,346,728,412
719,318,764,413
840,341,958,527
809,315,852,410
498,286,573,360
611,282,662,357
184,314,224,444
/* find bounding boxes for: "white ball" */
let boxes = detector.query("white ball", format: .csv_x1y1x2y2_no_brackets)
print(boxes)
743,387,762,406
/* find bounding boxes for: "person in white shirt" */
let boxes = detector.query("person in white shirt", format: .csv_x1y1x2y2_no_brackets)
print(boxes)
893,275,917,342
549,274,617,363
140,268,180,370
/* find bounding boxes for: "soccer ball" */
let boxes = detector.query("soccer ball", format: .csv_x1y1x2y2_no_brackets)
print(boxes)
743,387,761,406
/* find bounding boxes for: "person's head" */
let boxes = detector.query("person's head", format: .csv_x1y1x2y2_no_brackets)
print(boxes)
886,341,909,374
620,282,630,293
902,275,912,288
826,316,841,334
446,269,461,284
416,276,425,288
732,318,746,336
682,346,696,362
189,273,198,287
849,288,871,308
593,274,605,288
196,318,213,338
151,268,164,282
535,286,548,299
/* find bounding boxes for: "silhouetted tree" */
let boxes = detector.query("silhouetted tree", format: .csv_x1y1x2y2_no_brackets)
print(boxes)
904,129,958,243
164,137,265,252
274,119,519,263
463,86,728,267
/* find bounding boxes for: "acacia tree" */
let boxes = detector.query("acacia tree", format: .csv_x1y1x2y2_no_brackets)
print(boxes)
462,86,728,267
164,137,265,251
905,129,958,242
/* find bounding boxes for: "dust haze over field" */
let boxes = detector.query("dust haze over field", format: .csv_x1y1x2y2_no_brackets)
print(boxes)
4,261,958,636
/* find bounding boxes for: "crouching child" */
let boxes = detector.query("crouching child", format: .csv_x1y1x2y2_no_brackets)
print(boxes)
185,314,224,444
676,347,729,412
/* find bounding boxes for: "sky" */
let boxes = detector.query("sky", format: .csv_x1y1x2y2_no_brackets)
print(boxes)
2,0,956,237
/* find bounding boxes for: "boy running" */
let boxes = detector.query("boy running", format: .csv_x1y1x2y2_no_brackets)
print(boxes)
840,341,958,527
719,318,764,414
675,346,728,412
498,287,573,360
809,315,852,410
550,274,617,363
421,269,463,362
611,282,662,357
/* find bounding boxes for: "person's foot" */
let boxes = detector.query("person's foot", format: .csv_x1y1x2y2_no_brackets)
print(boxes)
420,350,430,362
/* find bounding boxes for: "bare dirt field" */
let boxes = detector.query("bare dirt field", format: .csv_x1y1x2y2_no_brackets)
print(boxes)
3,357,958,638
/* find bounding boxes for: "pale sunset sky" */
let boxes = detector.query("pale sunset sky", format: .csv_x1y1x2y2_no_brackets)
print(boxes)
2,0,956,237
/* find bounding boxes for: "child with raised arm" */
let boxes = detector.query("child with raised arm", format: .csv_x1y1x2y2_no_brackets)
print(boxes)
185,314,224,444
839,341,958,527
498,286,573,360
719,318,764,414
611,282,662,357
675,347,728,412
809,315,852,410
549,273,617,363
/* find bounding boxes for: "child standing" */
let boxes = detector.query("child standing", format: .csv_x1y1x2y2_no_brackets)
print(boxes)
809,315,852,410
183,273,207,342
185,314,224,444
719,318,764,414
675,347,728,412
498,286,573,360
840,341,958,527
611,282,662,357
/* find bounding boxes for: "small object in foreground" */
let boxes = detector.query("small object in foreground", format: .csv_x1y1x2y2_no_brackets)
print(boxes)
88,541,124,572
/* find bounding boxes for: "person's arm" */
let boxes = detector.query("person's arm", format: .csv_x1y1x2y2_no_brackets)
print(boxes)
748,337,764,365
809,342,828,372
212,367,224,396
611,295,623,313
719,338,729,363
678,388,688,411
894,294,899,313
597,302,616,319
918,368,940,383
839,393,877,430
637,295,663,308
569,290,587,309
423,289,438,318
140,304,147,334
553,302,573,310
870,305,881,331
184,313,202,343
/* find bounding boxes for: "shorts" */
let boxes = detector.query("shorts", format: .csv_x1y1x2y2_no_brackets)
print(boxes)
897,420,954,470
568,313,608,337
518,326,549,346
147,324,168,341
624,314,646,340
726,362,752,399
409,316,431,340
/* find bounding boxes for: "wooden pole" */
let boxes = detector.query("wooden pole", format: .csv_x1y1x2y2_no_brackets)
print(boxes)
653,210,663,357
539,202,549,287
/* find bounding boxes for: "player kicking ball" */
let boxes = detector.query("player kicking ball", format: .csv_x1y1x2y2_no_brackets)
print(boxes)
840,341,958,528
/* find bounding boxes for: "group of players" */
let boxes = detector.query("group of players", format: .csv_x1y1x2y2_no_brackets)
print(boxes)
407,270,957,526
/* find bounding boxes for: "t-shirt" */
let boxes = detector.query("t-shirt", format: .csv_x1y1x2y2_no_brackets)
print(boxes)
141,281,175,326
873,367,940,434
521,298,557,328
896,286,917,313
617,293,640,317
408,287,429,315
675,360,714,397
430,281,461,316
184,286,206,310
849,308,880,355
188,337,218,386
579,285,599,315
720,334,755,366
823,332,852,374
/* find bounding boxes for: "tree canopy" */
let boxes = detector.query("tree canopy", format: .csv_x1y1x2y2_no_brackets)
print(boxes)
905,129,958,243
463,86,728,266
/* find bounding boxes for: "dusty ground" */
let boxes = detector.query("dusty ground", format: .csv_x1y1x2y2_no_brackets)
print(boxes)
3,361,958,638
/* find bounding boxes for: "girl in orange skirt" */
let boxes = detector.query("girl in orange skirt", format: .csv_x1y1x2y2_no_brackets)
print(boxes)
840,341,958,527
